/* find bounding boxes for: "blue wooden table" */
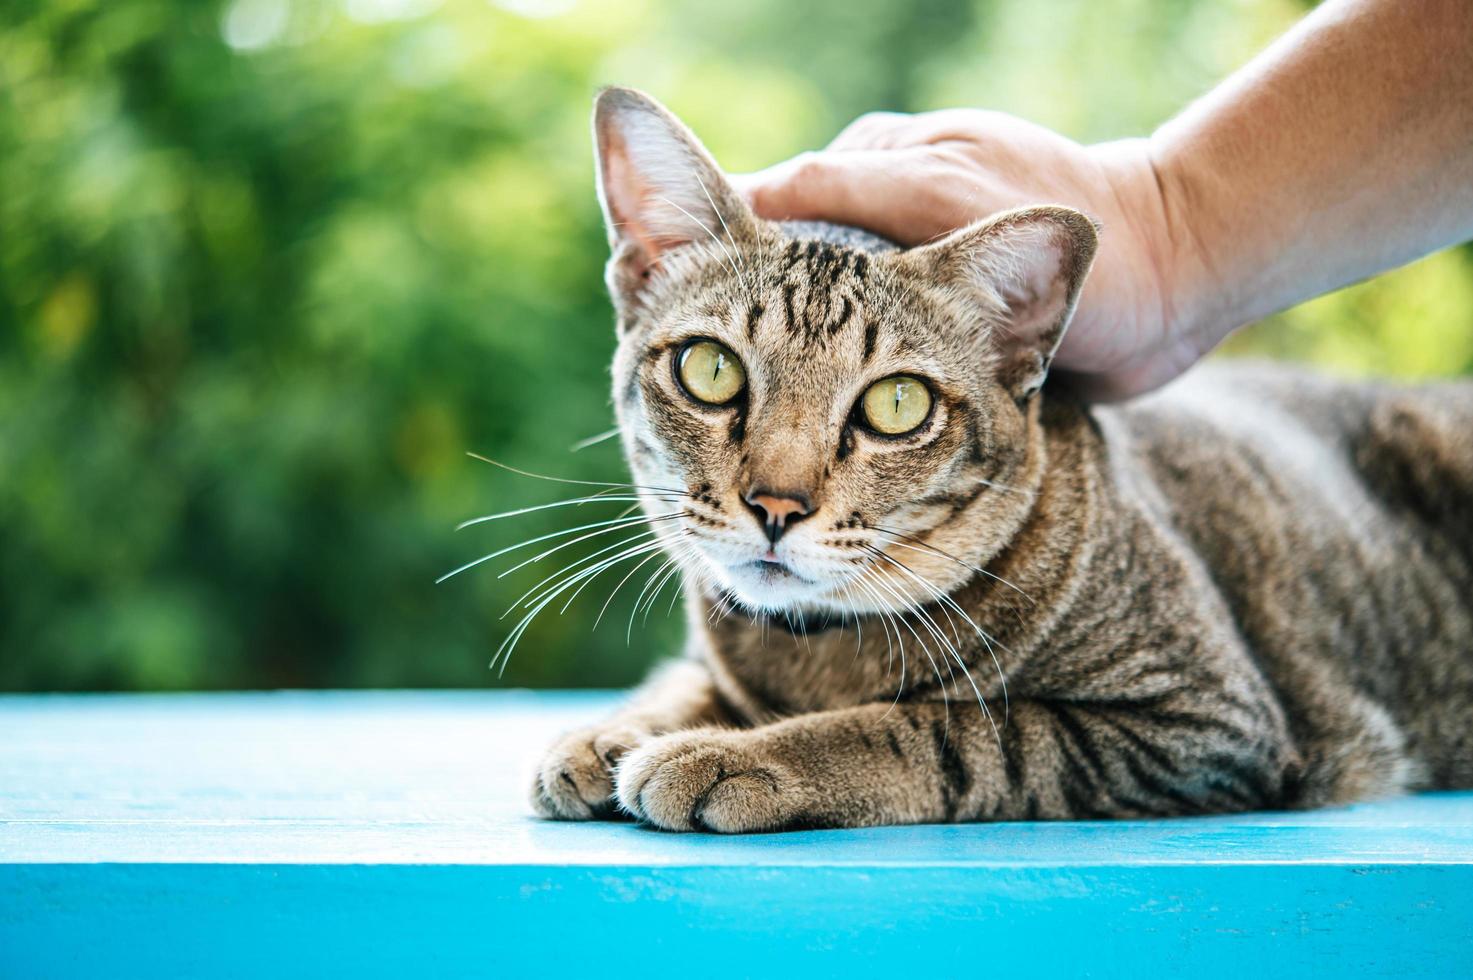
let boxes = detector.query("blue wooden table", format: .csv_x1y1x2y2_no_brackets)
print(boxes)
2,691,1469,978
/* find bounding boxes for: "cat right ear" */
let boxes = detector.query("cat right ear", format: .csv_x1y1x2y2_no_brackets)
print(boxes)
902,205,1100,402
592,87,756,314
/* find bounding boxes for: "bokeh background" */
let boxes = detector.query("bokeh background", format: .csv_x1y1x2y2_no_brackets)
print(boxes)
4,0,1471,692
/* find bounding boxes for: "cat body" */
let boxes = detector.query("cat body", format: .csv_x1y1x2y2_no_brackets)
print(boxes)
695,362,1473,823
529,89,1473,831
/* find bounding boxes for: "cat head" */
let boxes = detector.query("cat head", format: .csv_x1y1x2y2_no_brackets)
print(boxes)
594,87,1098,615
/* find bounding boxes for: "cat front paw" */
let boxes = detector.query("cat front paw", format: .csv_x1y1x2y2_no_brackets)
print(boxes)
530,722,649,820
614,729,796,833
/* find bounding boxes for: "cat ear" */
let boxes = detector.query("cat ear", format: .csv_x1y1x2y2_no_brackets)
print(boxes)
592,87,756,311
908,206,1099,401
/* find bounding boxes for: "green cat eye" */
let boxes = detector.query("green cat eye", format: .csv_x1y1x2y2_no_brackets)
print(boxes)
861,376,933,435
677,340,746,405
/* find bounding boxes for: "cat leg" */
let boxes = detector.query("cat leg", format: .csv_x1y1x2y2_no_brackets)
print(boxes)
614,694,1294,831
530,659,731,820
613,702,952,831
960,697,1296,820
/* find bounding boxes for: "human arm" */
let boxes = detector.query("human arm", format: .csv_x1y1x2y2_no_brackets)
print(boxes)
735,0,1473,400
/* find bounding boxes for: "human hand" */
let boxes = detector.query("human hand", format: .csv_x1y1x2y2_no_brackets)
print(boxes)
732,110,1214,401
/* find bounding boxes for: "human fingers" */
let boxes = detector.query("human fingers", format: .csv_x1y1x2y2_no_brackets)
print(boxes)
731,147,1005,245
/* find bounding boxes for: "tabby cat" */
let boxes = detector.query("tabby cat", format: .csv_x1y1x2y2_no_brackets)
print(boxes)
528,87,1473,832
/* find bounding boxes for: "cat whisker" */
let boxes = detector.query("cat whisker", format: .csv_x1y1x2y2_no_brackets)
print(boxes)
658,542,697,604
866,546,1006,683
548,533,669,616
871,524,1035,605
628,552,684,643
836,588,865,666
864,546,1004,745
593,544,670,631
667,550,713,619
512,530,665,616
629,553,674,626
569,427,620,452
666,562,702,621
438,510,667,585
970,476,1032,498
507,517,676,616
692,173,753,294
844,570,910,710
783,609,800,650
512,518,689,630
848,575,899,682
864,541,1017,729
861,561,954,737
456,493,679,530
706,586,741,628
490,536,670,675
653,541,705,621
497,512,683,580
656,195,747,289
466,452,689,497
864,539,1013,723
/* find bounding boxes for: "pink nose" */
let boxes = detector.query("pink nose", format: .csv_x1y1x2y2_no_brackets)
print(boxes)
743,491,813,546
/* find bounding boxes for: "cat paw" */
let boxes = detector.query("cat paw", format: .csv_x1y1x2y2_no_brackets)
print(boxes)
614,730,794,832
530,722,649,820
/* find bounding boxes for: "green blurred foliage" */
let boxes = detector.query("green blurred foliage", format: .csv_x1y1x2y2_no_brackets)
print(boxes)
2,0,1469,691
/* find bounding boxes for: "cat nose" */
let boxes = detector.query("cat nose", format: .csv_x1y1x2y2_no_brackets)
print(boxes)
743,489,813,546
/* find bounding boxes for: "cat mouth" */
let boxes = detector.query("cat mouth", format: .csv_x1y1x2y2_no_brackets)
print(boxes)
745,558,813,584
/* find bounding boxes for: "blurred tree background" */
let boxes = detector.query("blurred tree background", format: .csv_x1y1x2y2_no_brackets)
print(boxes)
2,0,1470,691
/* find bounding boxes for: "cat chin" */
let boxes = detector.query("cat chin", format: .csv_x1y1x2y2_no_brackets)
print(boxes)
707,561,838,614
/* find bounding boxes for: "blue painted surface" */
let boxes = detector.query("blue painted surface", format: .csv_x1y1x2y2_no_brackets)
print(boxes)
3,691,1471,978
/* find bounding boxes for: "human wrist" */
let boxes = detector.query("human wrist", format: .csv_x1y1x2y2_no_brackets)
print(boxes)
1094,135,1232,365
1141,131,1244,361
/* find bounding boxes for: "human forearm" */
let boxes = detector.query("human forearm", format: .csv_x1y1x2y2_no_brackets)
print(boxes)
1154,0,1473,349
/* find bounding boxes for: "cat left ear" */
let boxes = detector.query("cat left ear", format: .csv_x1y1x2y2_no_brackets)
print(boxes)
908,206,1099,401
592,87,756,313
